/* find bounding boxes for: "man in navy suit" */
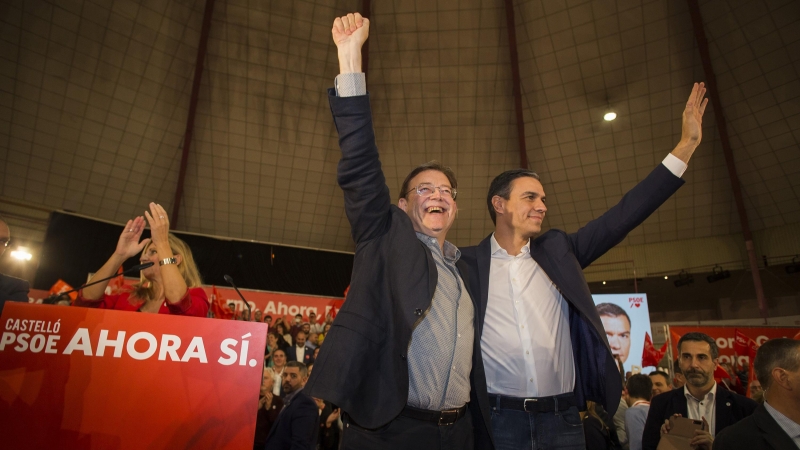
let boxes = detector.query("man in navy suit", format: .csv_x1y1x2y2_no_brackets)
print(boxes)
287,331,315,365
713,338,800,450
460,84,710,449
264,361,319,450
641,332,757,450
0,217,29,313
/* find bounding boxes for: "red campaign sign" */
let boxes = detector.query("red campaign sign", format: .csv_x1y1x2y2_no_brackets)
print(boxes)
29,282,344,322
670,325,799,367
0,302,267,450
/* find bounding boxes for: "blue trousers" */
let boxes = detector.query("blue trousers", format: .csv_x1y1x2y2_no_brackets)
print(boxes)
490,395,586,450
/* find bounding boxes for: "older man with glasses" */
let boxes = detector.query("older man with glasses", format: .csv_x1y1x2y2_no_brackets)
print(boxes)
0,216,30,312
304,12,485,450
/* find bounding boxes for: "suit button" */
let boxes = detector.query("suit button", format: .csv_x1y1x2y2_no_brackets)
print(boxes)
414,309,422,316
401,354,406,360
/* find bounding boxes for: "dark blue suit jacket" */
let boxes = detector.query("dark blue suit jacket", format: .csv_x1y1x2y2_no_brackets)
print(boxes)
305,91,482,430
712,403,797,450
286,345,315,365
264,389,319,450
460,163,685,449
642,386,757,450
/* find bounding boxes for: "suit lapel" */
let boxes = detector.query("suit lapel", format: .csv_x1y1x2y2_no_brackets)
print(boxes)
476,235,492,333
714,388,733,432
675,389,689,418
754,405,798,449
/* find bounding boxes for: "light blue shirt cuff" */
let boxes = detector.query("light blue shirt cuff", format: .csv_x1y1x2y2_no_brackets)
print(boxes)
662,153,688,178
334,73,366,97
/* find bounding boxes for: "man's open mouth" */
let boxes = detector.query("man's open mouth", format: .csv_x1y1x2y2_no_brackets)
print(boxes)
426,206,445,214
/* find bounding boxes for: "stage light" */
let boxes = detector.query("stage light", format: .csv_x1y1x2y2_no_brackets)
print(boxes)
673,270,693,287
603,111,617,121
11,248,32,261
706,265,731,283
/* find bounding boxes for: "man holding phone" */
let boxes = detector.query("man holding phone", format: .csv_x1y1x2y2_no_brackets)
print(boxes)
641,332,756,450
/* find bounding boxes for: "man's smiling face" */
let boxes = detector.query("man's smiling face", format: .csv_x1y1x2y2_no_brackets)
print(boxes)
398,170,457,239
494,176,547,238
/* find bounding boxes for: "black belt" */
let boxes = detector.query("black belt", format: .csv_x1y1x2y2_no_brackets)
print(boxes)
489,394,577,413
400,404,468,426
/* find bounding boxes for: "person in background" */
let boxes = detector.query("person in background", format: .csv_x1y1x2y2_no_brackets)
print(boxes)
275,322,292,346
265,331,290,368
613,396,630,450
254,310,263,322
748,379,764,404
673,359,686,389
264,362,319,450
254,367,284,450
75,203,208,317
713,338,800,450
642,332,757,450
264,314,273,327
583,401,623,450
308,311,324,334
313,397,341,450
271,349,288,397
288,331,315,365
649,370,673,398
0,216,29,313
306,331,319,350
624,374,653,450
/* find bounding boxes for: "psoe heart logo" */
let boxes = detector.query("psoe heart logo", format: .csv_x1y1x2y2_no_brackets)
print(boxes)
628,297,643,308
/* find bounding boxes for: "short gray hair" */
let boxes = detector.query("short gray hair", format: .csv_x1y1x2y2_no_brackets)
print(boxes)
754,338,800,390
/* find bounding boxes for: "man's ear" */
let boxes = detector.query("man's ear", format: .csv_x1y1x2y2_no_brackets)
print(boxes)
398,197,408,212
491,196,505,218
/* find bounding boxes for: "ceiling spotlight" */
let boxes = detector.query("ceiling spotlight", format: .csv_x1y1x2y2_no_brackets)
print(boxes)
11,248,32,261
706,265,731,283
664,276,669,280
603,111,617,121
673,270,694,287
602,281,606,285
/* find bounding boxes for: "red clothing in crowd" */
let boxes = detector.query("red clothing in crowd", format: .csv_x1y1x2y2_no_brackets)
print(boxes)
75,287,209,317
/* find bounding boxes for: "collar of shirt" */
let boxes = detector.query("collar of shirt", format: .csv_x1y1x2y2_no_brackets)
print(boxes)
684,382,717,403
283,387,303,405
490,233,530,259
415,232,461,263
764,400,800,439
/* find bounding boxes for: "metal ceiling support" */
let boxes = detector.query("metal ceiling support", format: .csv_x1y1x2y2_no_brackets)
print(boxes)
686,0,768,322
362,0,370,84
503,0,528,169
171,0,217,229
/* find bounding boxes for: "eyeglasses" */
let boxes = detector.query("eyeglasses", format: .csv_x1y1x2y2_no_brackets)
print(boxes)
405,183,457,200
0,238,9,247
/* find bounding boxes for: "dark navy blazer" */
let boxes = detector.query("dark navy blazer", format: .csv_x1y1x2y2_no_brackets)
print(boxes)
264,389,319,450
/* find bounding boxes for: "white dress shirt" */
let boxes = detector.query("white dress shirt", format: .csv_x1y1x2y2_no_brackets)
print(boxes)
295,345,305,362
482,235,575,397
684,383,717,436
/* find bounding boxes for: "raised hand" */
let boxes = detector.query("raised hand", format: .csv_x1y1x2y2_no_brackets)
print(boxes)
143,202,170,250
114,216,150,259
332,12,369,49
681,82,709,146
332,12,369,74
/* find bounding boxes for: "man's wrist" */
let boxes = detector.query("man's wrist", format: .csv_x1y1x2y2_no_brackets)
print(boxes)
338,47,362,73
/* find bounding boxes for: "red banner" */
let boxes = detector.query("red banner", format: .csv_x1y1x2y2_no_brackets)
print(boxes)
669,326,799,367
0,302,266,449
